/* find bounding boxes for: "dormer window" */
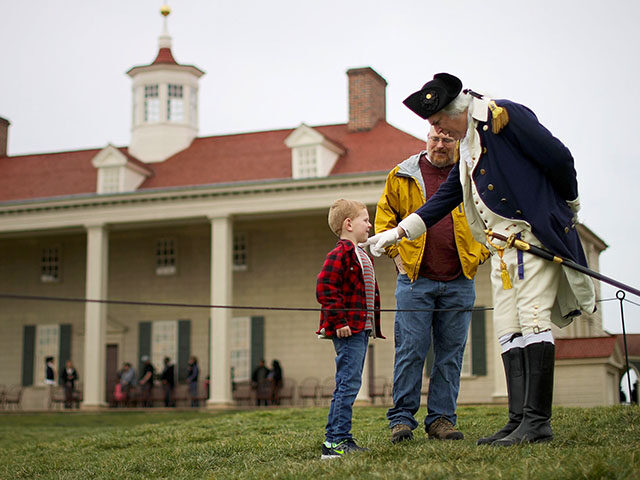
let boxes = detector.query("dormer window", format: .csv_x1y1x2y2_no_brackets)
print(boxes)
284,124,345,179
100,167,121,194
295,146,318,178
144,85,160,123
91,145,152,194
168,84,184,122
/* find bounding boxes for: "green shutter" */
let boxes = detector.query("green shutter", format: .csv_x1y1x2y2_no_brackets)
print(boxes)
22,326,36,386
250,316,265,375
471,309,487,376
138,321,152,373
58,324,72,385
177,320,191,382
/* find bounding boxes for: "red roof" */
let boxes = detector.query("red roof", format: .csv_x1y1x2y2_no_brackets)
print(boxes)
152,47,178,65
555,336,618,360
616,334,640,356
0,120,424,202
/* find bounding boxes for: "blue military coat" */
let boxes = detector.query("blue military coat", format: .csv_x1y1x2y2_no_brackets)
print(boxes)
415,99,587,267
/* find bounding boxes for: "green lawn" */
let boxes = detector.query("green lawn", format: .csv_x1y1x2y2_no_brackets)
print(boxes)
0,405,638,479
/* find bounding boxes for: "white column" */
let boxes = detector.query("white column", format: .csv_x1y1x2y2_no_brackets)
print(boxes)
82,224,109,408
207,215,234,406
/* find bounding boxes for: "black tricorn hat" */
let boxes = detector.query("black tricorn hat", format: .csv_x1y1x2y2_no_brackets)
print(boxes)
403,73,463,119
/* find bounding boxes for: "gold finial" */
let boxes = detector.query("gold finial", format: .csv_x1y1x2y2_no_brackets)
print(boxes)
160,5,171,17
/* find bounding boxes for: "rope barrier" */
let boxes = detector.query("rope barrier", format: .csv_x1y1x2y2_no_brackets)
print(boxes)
0,292,631,314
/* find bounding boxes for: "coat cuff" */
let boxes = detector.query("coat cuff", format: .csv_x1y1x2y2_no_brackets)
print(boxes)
566,196,580,213
398,213,426,240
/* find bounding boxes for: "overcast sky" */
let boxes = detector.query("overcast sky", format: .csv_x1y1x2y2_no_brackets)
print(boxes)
2,0,639,332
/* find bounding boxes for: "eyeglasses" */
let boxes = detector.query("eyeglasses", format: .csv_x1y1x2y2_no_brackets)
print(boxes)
428,136,455,145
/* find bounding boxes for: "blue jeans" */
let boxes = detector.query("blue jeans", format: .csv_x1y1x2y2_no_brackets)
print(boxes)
387,273,475,431
325,330,369,443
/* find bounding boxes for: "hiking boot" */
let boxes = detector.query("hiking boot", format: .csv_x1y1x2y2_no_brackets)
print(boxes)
391,424,413,444
427,417,464,440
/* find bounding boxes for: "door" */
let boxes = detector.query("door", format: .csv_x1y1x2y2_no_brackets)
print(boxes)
106,344,118,405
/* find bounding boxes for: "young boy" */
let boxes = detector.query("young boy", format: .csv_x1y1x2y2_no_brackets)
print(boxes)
316,199,385,459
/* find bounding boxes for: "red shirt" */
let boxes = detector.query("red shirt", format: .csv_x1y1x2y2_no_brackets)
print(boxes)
418,154,462,281
316,239,384,338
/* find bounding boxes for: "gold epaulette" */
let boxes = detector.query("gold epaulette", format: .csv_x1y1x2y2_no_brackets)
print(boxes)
488,101,509,133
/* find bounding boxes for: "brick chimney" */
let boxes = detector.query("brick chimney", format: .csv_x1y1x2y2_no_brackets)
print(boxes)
0,117,9,157
347,67,387,132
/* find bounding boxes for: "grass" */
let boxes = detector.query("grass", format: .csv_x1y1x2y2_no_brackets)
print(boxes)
0,405,638,479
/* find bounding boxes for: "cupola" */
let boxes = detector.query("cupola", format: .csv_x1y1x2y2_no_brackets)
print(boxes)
126,5,205,163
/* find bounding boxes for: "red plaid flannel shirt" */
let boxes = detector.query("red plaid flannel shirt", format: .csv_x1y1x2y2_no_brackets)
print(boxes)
316,239,384,338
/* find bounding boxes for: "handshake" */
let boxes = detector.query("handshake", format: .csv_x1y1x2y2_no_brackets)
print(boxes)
359,213,426,256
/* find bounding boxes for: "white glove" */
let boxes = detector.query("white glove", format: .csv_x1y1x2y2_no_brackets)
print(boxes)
398,213,426,240
566,196,580,224
359,228,400,257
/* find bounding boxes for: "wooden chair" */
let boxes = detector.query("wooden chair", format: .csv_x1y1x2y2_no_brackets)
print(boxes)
255,378,273,406
318,376,336,406
232,380,253,406
49,385,66,410
72,382,83,408
4,385,23,410
298,377,319,406
370,376,391,405
277,378,296,405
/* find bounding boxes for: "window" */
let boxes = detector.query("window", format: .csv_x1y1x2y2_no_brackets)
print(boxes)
99,166,121,194
144,84,160,123
189,87,197,125
233,233,248,271
34,325,59,385
132,87,138,126
294,146,318,178
40,246,61,283
231,317,250,382
151,320,178,372
156,238,176,276
168,84,184,122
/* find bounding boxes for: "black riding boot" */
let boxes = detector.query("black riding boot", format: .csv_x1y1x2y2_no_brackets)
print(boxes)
493,342,555,446
477,346,525,445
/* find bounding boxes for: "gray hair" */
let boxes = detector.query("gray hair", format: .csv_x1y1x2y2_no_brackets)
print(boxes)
442,91,472,117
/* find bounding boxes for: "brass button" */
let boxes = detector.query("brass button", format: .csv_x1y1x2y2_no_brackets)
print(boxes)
516,210,522,215
500,198,507,203
487,184,494,191
483,147,488,154
483,125,489,131
564,227,569,233
480,169,486,175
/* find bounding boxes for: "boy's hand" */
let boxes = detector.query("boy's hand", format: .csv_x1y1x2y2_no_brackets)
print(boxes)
336,325,352,338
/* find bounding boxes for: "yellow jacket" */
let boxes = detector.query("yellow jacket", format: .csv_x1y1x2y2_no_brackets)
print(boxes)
375,153,490,281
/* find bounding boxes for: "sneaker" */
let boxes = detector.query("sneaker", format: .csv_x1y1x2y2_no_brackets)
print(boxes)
336,438,368,454
427,417,464,440
321,441,340,460
391,424,413,444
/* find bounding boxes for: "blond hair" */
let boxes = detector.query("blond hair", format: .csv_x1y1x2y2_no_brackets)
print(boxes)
328,199,367,237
